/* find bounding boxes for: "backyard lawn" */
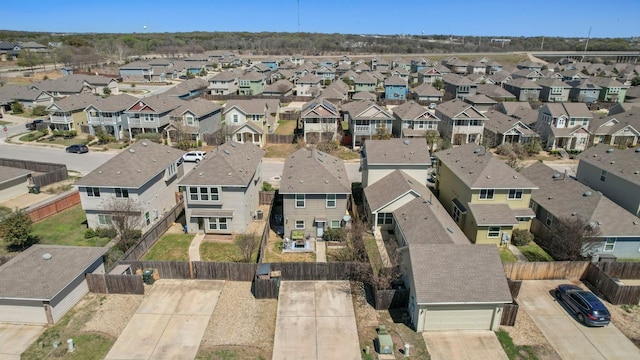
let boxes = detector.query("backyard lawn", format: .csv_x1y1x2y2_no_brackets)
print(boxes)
142,233,193,261
517,241,554,262
264,143,298,158
499,247,518,262
275,120,297,135
31,204,111,247
200,240,258,262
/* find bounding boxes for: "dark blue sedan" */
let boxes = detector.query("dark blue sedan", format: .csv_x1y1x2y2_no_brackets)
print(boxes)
555,284,611,326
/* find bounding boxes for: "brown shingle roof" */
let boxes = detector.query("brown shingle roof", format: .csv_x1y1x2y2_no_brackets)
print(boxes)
364,138,430,165
467,203,519,226
364,170,424,211
280,148,350,194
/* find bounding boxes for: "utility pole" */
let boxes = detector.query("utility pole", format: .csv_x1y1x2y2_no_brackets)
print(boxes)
581,26,592,62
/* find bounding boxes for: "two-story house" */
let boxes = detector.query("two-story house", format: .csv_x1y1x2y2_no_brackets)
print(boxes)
300,98,340,144
361,138,431,188
482,109,539,147
223,99,280,147
124,95,183,139
279,148,351,240
391,101,440,139
353,72,378,93
442,74,477,100
208,71,240,95
295,74,323,97
435,143,538,245
434,99,487,146
75,140,185,232
238,71,266,95
179,142,264,234
536,102,593,151
590,77,629,103
384,75,408,100
566,79,602,103
536,78,571,102
119,61,154,82
46,93,97,131
85,94,138,141
417,67,444,85
411,83,443,103
576,145,640,217
165,98,222,145
502,78,542,102
522,162,640,260
341,100,394,148
314,66,336,82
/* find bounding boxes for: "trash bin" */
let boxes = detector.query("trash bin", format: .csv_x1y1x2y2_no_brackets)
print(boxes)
142,269,155,285
255,209,263,220
28,186,40,194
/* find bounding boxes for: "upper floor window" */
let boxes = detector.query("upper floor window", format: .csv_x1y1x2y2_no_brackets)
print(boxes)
600,170,607,182
86,187,100,197
479,189,494,200
166,163,177,179
115,188,129,198
295,194,305,208
252,114,261,122
189,187,220,201
239,80,250,86
508,189,523,200
326,194,336,208
185,115,195,126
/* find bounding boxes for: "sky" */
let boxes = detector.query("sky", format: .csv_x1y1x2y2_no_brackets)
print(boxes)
2,1,638,38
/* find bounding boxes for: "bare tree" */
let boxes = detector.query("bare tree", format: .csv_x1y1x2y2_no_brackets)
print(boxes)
539,215,602,261
236,232,259,262
101,197,142,252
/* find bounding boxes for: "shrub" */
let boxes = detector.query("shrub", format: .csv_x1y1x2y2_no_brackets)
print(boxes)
524,140,543,155
261,182,274,191
32,105,47,116
512,229,534,246
84,228,97,239
96,227,117,239
317,140,340,153
496,143,514,156
323,227,347,242
11,100,24,114
135,132,162,143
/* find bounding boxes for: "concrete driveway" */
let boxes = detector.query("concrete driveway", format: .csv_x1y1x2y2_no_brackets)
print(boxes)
105,279,224,360
0,323,44,360
518,280,640,360
272,281,360,360
423,331,508,360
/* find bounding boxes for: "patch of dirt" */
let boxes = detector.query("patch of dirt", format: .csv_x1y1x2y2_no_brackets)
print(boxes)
607,304,640,348
81,293,144,339
501,307,561,360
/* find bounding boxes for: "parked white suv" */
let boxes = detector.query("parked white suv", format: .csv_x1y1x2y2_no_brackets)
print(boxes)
182,151,206,162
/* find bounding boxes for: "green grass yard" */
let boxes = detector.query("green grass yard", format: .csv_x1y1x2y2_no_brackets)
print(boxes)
200,241,258,262
517,242,554,262
31,204,110,247
142,233,193,261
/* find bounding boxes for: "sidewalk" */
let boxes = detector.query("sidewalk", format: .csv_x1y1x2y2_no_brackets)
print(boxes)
189,233,205,261
315,241,327,263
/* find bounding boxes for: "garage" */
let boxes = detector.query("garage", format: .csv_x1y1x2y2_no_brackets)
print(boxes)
404,244,512,332
0,245,106,324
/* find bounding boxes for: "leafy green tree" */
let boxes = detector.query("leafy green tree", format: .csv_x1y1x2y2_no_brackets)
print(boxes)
631,77,640,87
11,100,24,114
16,49,42,73
32,105,47,116
424,130,440,152
0,208,37,249
433,78,444,90
372,126,392,140
103,87,111,96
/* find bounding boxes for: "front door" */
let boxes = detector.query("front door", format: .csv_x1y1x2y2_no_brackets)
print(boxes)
316,221,325,238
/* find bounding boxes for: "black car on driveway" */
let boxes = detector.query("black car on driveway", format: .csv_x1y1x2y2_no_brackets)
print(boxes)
555,284,611,326
65,144,89,154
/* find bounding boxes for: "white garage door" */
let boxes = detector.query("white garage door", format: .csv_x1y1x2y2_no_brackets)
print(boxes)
0,304,47,324
423,306,496,331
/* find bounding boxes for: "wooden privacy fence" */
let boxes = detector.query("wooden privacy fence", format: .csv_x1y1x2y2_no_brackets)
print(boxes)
501,301,519,326
267,134,296,144
268,262,369,281
0,158,68,188
503,261,589,280
373,287,409,310
507,279,522,298
27,190,80,222
252,278,280,299
121,260,259,281
257,212,271,264
259,191,275,206
86,273,144,294
596,261,640,279
584,263,640,305
120,199,184,261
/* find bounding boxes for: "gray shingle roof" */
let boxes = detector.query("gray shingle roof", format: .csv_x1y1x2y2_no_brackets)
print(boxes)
170,98,221,118
163,78,208,97
412,83,442,97
0,245,106,300
224,99,280,115
179,142,264,187
467,203,519,226
87,93,138,112
364,138,430,165
578,144,640,187
75,141,184,188
48,93,100,112
0,84,50,103
280,148,350,194
384,75,406,86
436,143,538,190
341,100,393,120
434,99,487,120
504,78,542,89
541,102,593,119
476,84,516,100
484,109,537,135
408,244,512,304
126,94,184,114
364,170,423,211
391,101,434,120
521,162,640,236
210,71,239,81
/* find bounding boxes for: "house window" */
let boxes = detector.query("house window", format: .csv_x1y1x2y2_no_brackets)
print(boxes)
508,189,523,200
326,194,336,208
452,206,462,223
115,188,129,198
210,187,220,201
377,213,393,225
143,113,155,122
600,170,607,182
545,214,553,227
331,220,341,228
295,194,305,208
166,163,177,178
232,114,239,123
98,214,112,225
604,237,616,252
185,115,195,126
188,187,220,201
487,226,501,238
530,200,538,213
236,134,242,142
252,114,260,122
208,217,228,230
479,189,494,200
295,220,305,229
145,211,150,225
86,187,100,197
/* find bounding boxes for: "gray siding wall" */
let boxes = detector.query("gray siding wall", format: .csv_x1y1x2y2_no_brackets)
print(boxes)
283,193,349,238
576,161,640,217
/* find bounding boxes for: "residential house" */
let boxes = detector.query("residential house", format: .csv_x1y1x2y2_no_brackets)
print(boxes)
353,62,372,73
295,74,323,97
0,245,107,324
124,95,184,139
442,74,477,100
339,55,352,65
463,94,497,113
223,99,280,147
0,84,54,111
576,145,640,217
607,102,640,116
536,78,571,102
485,60,503,75
300,98,340,144
75,140,185,232
163,78,208,100
488,71,512,86
476,84,516,102
361,138,431,189
445,58,468,74
435,143,538,245
263,80,293,97
402,244,512,331
411,83,443,103
372,58,390,73
85,94,138,141
208,71,239,95
483,109,539,147
0,41,20,61
567,79,602,103
353,72,378,93
410,58,430,73
522,162,640,260
391,101,440,140
511,69,545,82
314,66,336,82
588,111,640,147
467,60,487,75
502,78,542,102
247,63,271,75
119,61,154,81
46,93,97,131
434,99,487,146
384,75,408,100
417,67,444,85
279,148,351,240
335,63,352,77
30,76,94,98
238,71,266,95
179,142,264,234
341,100,394,148
321,80,349,102
166,98,222,145
466,73,495,85
590,77,629,103
291,54,305,66
536,102,593,151
517,60,544,71
390,67,410,82
558,69,589,82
